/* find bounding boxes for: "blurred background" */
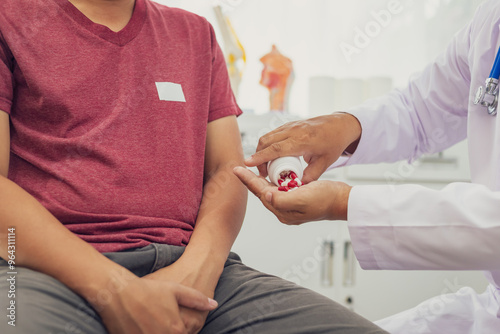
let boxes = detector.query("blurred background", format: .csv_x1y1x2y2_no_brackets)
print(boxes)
156,0,489,323
159,0,483,115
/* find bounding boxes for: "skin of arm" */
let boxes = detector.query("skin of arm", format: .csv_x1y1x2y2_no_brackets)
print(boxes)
146,115,248,332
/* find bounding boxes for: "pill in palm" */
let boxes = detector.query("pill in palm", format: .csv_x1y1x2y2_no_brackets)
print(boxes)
277,172,302,192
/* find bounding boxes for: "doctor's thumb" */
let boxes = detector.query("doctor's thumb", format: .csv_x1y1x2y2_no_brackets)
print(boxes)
302,160,328,184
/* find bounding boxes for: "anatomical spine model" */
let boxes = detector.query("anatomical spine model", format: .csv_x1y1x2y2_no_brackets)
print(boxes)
213,6,246,99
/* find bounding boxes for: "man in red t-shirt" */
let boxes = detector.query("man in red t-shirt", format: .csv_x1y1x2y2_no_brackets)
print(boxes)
0,0,387,333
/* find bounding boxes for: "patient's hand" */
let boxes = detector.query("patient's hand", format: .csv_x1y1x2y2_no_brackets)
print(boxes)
98,276,217,334
145,261,216,334
233,166,352,224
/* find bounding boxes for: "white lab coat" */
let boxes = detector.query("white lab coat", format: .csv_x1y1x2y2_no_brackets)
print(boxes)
339,1,500,333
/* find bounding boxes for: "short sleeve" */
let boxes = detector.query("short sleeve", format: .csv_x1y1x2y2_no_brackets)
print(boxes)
207,24,242,123
0,31,14,114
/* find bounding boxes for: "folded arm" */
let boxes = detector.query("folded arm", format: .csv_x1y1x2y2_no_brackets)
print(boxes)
0,110,216,334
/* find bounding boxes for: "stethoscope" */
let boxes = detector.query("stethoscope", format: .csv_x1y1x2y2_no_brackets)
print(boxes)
474,45,500,116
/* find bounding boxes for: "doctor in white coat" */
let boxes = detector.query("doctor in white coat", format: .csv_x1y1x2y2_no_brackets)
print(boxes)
234,1,500,333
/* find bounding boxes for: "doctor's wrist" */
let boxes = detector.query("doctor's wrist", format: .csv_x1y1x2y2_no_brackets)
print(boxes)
327,181,352,221
334,112,362,155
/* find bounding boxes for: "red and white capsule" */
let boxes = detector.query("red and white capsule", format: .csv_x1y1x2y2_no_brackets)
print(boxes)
277,171,302,192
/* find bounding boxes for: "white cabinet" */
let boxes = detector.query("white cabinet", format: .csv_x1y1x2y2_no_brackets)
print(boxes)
331,222,488,321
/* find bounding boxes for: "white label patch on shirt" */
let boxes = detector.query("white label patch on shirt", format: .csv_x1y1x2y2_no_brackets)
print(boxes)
155,82,186,102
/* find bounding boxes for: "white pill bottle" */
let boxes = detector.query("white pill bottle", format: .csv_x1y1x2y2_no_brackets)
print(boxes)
267,157,304,186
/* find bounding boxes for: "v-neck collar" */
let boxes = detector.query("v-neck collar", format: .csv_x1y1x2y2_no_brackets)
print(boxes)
52,0,147,46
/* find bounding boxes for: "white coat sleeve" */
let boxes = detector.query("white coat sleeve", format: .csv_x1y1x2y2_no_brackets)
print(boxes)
349,183,500,270
344,6,500,271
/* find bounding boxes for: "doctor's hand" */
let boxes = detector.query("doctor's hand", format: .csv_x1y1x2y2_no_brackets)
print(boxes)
233,166,352,224
244,113,361,184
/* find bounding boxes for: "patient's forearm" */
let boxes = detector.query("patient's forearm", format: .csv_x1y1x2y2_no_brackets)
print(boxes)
0,176,135,306
187,163,247,267
153,162,247,294
151,115,247,294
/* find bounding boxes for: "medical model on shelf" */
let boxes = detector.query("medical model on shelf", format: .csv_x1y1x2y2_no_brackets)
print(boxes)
213,5,246,98
260,45,294,112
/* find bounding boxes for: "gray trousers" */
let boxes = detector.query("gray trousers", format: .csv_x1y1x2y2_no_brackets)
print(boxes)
0,243,387,334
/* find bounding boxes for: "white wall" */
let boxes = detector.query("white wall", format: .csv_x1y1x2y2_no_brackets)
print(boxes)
155,0,484,117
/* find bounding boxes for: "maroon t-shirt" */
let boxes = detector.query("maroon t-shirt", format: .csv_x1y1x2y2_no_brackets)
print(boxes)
0,0,242,252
